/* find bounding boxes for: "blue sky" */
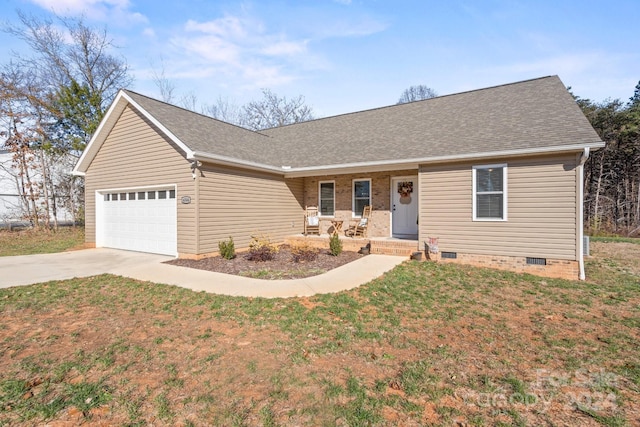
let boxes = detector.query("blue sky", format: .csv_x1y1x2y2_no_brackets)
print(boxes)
0,0,638,117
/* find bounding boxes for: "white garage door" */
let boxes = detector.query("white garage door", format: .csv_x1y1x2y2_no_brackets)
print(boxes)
97,187,177,256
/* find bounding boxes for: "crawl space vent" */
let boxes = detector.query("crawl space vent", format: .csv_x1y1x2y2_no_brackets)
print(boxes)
526,257,547,266
441,252,457,259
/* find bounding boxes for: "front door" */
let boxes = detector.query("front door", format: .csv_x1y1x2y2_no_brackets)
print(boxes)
392,177,418,239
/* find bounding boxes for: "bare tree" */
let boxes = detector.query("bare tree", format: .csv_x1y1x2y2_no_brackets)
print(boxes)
1,11,132,227
201,96,246,127
178,91,199,112
151,58,176,103
4,11,132,111
397,85,438,104
579,85,640,236
242,89,314,131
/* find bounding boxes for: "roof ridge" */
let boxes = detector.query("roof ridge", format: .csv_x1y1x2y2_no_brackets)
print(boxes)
263,75,559,131
122,89,272,138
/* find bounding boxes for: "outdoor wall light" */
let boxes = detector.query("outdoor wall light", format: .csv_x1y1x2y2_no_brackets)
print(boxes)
190,160,202,180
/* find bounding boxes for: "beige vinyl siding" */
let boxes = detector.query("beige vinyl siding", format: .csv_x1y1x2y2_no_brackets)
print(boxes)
419,154,578,260
197,163,304,252
84,105,196,254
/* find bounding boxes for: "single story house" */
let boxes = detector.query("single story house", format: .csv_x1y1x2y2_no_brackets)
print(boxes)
72,75,604,280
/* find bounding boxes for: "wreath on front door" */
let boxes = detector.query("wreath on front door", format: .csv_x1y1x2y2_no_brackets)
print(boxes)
397,181,413,198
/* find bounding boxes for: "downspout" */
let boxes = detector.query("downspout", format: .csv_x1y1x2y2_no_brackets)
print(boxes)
578,147,590,280
192,160,201,256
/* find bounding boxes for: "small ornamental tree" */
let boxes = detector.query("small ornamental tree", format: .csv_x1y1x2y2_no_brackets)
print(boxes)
218,237,235,260
329,233,343,256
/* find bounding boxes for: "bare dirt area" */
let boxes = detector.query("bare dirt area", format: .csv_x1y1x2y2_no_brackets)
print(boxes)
166,245,363,279
0,240,638,426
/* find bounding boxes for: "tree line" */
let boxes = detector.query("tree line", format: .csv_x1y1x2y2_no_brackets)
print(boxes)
577,84,640,236
1,12,638,236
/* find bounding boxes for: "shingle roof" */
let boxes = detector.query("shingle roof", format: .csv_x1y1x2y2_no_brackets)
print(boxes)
123,75,602,171
261,76,602,168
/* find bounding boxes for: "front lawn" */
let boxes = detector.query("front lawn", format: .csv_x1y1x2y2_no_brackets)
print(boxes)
0,227,85,256
0,241,638,426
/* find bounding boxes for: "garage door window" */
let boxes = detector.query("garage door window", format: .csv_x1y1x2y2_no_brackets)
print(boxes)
102,190,175,202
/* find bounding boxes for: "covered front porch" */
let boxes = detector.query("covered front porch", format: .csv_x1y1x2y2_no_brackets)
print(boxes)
299,170,420,240
285,234,422,257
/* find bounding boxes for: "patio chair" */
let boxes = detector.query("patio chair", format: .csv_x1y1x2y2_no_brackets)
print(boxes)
304,206,320,235
345,205,372,237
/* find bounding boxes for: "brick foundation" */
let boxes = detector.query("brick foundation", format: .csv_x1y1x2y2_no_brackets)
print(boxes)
284,235,420,256
427,251,580,280
178,251,218,260
180,236,580,281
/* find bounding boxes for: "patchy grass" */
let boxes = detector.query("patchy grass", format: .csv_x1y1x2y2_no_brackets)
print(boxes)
0,242,638,425
590,235,640,245
0,227,84,256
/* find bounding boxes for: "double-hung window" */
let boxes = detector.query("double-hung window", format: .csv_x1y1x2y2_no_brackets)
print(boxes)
319,181,335,216
353,179,371,217
473,164,507,220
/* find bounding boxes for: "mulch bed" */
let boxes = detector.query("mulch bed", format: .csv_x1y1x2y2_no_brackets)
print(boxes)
166,245,364,279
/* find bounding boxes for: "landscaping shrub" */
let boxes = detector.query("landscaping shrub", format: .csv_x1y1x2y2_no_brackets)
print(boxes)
329,232,343,256
245,234,277,262
291,243,318,263
218,237,235,259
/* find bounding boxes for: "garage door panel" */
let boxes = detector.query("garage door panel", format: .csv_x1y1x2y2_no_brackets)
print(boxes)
98,188,177,256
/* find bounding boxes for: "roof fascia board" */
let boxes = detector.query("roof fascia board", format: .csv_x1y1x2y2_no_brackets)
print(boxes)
283,141,605,178
72,90,195,175
192,151,285,175
284,162,420,178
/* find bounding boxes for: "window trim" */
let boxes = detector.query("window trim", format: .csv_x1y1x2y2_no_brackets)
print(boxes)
472,164,507,221
352,178,372,218
318,180,335,217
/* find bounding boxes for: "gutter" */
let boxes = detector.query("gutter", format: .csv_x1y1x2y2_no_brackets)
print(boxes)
191,140,605,177
282,141,605,177
190,151,285,174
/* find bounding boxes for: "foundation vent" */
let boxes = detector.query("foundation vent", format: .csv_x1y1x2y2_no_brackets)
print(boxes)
526,257,547,266
441,252,457,259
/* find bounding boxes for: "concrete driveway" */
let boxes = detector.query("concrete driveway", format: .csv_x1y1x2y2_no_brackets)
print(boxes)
0,248,172,288
0,248,407,298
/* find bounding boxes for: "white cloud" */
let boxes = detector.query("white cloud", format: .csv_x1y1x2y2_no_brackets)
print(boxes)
241,63,295,88
261,40,308,56
172,34,240,64
184,16,247,39
139,9,386,96
27,0,147,25
166,14,315,90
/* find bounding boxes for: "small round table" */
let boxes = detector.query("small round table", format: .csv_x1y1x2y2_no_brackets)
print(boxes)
329,220,343,235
